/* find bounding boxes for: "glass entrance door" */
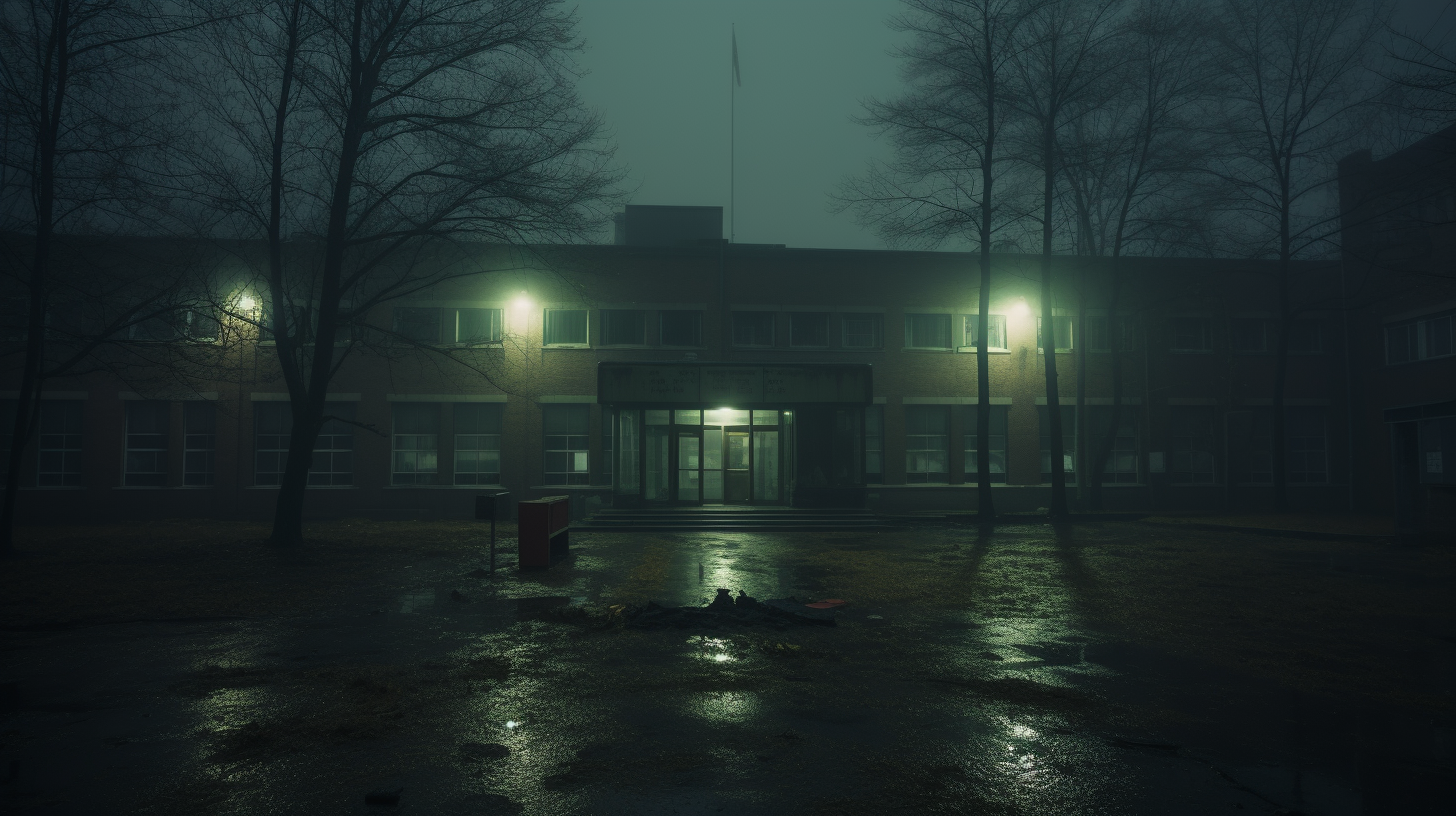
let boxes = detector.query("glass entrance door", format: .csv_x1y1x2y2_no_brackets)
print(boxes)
725,431,751,503
677,430,702,503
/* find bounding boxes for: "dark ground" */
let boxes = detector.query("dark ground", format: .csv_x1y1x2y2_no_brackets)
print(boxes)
0,517,1452,815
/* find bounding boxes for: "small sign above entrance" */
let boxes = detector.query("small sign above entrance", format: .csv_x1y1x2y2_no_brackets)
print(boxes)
599,362,871,406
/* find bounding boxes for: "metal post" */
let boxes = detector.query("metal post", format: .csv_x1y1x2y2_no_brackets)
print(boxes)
489,513,496,574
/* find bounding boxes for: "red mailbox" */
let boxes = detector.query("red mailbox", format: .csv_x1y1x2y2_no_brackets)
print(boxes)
518,496,570,568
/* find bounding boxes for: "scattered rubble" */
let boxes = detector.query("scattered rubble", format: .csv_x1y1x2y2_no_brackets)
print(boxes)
538,588,838,630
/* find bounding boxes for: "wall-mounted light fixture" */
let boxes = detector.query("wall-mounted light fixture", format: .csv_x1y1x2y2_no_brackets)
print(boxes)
1012,298,1030,316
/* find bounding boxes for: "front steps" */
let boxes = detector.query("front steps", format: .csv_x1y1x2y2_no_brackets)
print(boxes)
573,507,893,533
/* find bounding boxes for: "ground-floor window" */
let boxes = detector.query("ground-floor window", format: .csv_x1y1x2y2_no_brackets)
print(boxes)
39,400,83,487
124,401,169,487
544,404,588,485
454,403,502,485
616,409,640,493
864,406,883,483
961,404,1007,483
183,401,216,486
254,403,290,486
392,402,439,485
1287,408,1328,483
1088,406,1139,484
905,405,949,483
311,404,355,486
596,409,613,486
1169,406,1216,484
1038,405,1077,484
1228,410,1272,484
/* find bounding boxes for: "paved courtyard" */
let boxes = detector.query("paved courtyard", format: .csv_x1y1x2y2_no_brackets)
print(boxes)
1,518,1452,815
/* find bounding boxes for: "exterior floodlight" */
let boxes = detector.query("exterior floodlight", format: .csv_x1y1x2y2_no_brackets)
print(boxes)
237,295,257,311
512,291,532,310
1013,299,1029,316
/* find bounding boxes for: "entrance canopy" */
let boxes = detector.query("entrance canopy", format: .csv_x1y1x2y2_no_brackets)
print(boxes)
597,361,872,407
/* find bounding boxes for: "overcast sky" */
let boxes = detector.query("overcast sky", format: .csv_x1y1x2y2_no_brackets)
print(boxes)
572,0,1455,251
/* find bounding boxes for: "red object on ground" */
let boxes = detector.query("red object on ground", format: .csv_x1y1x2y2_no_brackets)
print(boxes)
806,599,846,609
518,496,570,568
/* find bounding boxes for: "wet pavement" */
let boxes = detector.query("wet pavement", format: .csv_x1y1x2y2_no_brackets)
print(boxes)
2,522,1453,814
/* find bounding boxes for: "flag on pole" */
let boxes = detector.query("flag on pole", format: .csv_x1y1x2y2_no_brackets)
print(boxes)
732,29,741,86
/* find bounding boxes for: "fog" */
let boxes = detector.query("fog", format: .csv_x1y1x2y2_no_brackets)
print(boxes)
574,0,1456,251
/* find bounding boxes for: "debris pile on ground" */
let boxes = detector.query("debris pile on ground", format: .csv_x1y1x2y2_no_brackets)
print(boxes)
540,589,837,630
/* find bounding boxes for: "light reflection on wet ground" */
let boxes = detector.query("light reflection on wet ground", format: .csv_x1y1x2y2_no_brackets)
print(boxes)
2,522,1452,814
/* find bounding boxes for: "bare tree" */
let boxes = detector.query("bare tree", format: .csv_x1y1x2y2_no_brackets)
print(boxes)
187,0,620,545
1006,0,1124,519
1058,0,1216,510
837,0,1039,522
0,0,221,554
1210,0,1387,511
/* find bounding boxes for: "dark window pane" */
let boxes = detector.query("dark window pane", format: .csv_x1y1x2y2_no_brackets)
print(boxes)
790,313,829,347
545,309,588,345
733,312,775,346
455,308,502,343
842,314,883,348
602,310,646,345
660,310,702,346
906,314,952,349
395,307,441,343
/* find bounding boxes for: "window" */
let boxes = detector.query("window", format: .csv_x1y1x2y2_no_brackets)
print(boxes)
842,313,883,349
1036,316,1074,352
790,312,829,347
122,402,168,487
1287,408,1327,484
905,313,953,350
1287,320,1323,354
1169,317,1211,352
962,314,1007,350
183,402,215,486
1227,410,1272,484
1086,315,1135,352
454,403,502,485
1169,407,1216,484
0,399,15,485
0,297,26,341
660,310,703,346
392,403,439,485
1038,405,1076,484
1385,310,1453,364
38,400,83,487
905,406,949,483
544,405,589,485
865,406,883,483
1088,406,1138,484
544,309,588,346
254,402,291,486
259,301,355,345
311,404,355,486
733,311,775,347
130,307,218,342
391,307,501,344
394,307,442,343
962,405,1008,483
596,409,614,485
254,402,354,486
601,310,647,345
455,309,502,343
1230,318,1268,353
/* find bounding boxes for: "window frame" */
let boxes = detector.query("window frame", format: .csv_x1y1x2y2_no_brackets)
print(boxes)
38,400,84,488
123,401,170,487
904,313,953,351
453,403,503,486
1036,316,1075,353
1038,405,1078,485
841,313,884,349
904,405,950,484
1230,317,1269,354
659,310,704,347
961,404,1008,484
1385,309,1454,365
600,309,648,346
1168,316,1212,353
391,402,440,486
1086,314,1136,353
961,314,1008,351
183,401,216,487
543,308,590,347
1168,406,1216,485
789,312,830,348
543,404,590,486
732,311,776,348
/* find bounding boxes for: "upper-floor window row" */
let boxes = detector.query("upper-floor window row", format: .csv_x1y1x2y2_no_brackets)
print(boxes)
395,306,503,345
1386,309,1453,365
1173,316,1324,354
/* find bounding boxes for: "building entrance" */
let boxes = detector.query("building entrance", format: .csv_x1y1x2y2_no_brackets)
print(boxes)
628,408,782,505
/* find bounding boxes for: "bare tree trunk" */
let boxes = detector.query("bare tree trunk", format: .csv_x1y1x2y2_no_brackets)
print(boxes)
1272,191,1292,511
1042,126,1069,519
